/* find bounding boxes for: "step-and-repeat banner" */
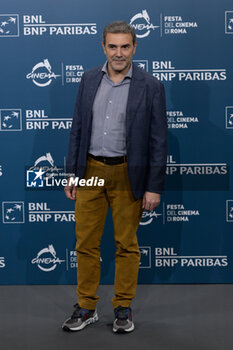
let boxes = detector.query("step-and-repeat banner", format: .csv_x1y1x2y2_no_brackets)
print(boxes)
0,0,233,284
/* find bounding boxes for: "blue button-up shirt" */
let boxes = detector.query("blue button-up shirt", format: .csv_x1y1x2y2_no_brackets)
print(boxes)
89,62,132,157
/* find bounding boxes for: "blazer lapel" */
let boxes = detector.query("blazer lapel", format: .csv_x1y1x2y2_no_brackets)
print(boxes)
126,64,146,133
86,69,104,126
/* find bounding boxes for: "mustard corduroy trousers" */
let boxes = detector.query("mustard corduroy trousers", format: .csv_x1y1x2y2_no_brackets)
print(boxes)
75,157,142,310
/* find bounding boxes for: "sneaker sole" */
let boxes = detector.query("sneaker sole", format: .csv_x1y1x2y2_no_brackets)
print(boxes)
62,313,99,332
113,322,135,333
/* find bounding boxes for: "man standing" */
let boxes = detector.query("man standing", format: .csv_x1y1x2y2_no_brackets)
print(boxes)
63,21,167,333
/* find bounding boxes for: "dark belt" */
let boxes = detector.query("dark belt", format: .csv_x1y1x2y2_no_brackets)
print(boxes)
88,153,127,165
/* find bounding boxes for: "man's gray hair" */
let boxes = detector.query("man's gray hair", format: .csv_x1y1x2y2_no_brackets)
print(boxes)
102,21,136,45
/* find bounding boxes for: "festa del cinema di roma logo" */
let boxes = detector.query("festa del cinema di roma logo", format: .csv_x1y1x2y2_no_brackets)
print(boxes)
31,244,65,272
140,210,162,225
26,59,60,87
130,10,159,38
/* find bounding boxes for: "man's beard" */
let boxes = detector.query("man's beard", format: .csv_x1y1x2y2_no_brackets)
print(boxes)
110,59,130,73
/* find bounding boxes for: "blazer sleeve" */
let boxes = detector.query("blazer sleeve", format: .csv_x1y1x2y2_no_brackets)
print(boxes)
145,81,168,193
66,73,85,175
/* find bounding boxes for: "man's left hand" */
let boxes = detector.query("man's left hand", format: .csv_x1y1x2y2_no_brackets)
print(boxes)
142,192,161,211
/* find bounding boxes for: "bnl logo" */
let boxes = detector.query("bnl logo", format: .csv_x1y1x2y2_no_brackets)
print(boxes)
225,106,233,129
2,201,25,223
133,60,148,72
0,109,22,131
0,15,19,37
225,11,233,34
139,246,151,268
226,200,233,222
26,168,45,188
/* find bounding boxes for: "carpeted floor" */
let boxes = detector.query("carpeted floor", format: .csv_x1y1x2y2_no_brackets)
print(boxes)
0,284,232,350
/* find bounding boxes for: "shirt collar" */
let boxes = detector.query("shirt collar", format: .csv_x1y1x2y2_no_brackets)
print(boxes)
102,61,132,79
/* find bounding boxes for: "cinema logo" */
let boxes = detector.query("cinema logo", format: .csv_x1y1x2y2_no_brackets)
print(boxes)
129,11,198,38
31,244,65,272
140,210,162,225
28,152,63,179
26,59,61,87
130,10,159,38
27,61,85,87
152,61,227,81
28,202,75,223
167,110,199,129
23,15,97,36
155,247,228,267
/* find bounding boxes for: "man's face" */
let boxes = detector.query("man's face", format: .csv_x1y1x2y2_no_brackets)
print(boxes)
102,33,137,75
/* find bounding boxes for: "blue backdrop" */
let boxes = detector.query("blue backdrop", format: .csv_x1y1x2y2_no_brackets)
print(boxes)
0,0,233,284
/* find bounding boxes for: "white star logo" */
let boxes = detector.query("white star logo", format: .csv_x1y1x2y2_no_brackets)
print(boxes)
34,168,45,180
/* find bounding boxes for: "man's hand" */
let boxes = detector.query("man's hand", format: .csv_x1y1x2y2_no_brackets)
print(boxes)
64,178,76,200
142,191,161,211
